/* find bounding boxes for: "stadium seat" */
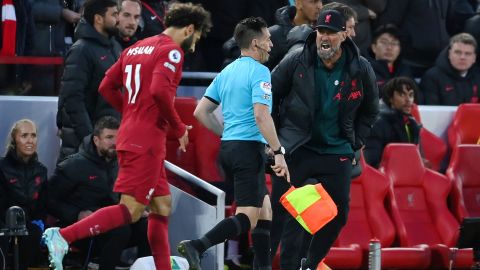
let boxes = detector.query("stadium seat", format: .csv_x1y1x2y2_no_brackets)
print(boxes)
446,145,480,222
380,144,473,269
325,152,431,269
448,104,480,150
411,104,447,171
166,97,222,183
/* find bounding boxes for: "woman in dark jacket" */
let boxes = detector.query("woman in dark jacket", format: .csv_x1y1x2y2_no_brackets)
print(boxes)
0,119,48,270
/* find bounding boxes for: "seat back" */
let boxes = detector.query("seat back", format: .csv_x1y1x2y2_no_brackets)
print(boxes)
447,104,480,150
446,145,480,221
379,144,459,247
336,152,395,249
419,128,447,172
166,97,222,182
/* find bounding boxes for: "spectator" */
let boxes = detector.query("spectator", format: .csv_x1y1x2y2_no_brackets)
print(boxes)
0,119,48,270
364,77,423,168
135,0,168,40
368,24,413,96
270,9,378,269
177,17,289,270
376,0,451,77
116,0,142,50
43,3,212,270
325,0,387,56
286,2,357,55
48,116,150,270
223,0,323,70
31,0,81,56
56,0,122,162
420,32,480,105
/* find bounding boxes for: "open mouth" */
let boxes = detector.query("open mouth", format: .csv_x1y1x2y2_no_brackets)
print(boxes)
321,43,331,51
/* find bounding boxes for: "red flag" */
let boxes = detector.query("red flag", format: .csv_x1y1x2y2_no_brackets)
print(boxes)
0,0,16,56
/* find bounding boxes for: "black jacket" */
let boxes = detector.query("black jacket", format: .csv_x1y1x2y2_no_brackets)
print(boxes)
420,47,480,105
222,5,296,70
48,135,118,225
271,34,379,154
0,150,48,222
136,0,167,40
377,0,451,69
364,107,421,168
57,19,122,159
368,58,414,96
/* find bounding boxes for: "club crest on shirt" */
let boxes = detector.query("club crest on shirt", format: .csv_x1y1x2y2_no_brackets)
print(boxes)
260,81,272,94
168,49,182,64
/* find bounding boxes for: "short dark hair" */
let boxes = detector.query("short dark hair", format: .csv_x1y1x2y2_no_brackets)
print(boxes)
382,77,418,107
164,2,212,37
372,24,401,44
93,116,120,137
83,0,118,26
322,2,357,22
234,17,268,49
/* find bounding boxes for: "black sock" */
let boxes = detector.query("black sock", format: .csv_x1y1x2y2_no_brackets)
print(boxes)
192,213,251,254
252,219,272,268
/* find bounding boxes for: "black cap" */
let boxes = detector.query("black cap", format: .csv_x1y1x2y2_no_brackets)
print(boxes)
315,9,346,32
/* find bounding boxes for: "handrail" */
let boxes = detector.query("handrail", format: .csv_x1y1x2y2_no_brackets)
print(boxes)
182,71,218,80
164,160,225,270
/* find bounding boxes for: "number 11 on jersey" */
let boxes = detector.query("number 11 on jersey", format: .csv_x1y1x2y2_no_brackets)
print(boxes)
125,64,141,104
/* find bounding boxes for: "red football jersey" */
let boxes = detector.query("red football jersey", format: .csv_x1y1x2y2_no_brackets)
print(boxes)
99,34,186,153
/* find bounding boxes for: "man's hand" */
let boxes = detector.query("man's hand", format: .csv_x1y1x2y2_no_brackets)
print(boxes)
178,125,193,152
62,9,81,24
78,210,93,220
271,154,290,183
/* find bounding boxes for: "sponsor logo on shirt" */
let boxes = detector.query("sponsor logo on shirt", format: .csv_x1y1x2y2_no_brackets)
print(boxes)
126,46,155,56
168,49,181,63
164,62,176,72
260,81,272,94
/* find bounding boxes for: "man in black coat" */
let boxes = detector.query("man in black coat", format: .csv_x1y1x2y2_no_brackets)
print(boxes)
420,32,480,105
364,77,422,168
116,0,141,50
48,116,150,270
56,0,122,162
270,9,378,270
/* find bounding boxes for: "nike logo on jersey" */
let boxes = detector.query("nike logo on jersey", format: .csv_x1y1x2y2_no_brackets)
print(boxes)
151,15,156,21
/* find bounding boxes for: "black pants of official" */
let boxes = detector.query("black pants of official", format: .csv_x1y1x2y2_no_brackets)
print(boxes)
270,147,352,270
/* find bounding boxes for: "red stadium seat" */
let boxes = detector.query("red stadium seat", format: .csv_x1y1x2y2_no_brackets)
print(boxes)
380,144,473,269
448,104,480,150
446,145,480,222
411,103,447,172
166,97,222,183
325,152,431,269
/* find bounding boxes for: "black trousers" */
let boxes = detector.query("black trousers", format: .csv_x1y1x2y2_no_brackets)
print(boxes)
270,147,352,270
74,217,150,270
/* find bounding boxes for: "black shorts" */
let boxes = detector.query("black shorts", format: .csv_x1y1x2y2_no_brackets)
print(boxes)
219,140,268,207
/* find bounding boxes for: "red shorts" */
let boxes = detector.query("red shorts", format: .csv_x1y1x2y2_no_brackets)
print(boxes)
114,149,170,205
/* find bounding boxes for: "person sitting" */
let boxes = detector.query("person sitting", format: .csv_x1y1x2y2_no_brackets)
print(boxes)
0,119,48,270
368,24,414,96
47,116,150,270
364,77,425,168
420,32,480,105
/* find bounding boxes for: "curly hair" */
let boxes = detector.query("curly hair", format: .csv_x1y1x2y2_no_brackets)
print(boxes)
164,2,212,37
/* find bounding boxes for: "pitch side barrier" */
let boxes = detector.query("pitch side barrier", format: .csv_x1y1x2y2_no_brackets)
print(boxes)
0,95,225,270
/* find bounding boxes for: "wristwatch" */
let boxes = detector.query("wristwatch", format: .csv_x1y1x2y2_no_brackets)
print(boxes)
273,146,286,155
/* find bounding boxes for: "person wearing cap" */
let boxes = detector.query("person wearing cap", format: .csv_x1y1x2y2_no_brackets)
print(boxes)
270,9,378,270
368,24,414,96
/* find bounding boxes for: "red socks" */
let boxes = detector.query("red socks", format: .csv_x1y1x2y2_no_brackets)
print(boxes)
60,204,132,244
148,213,171,270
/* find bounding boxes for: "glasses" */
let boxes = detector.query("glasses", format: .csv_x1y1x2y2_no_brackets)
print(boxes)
377,39,400,47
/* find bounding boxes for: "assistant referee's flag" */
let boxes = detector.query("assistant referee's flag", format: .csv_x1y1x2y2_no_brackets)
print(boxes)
0,0,16,56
